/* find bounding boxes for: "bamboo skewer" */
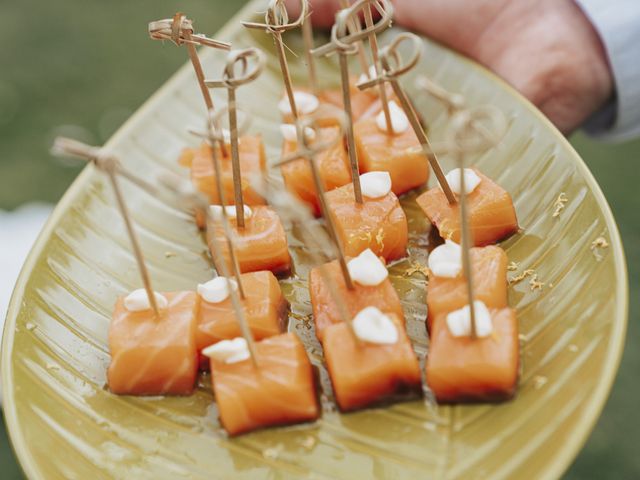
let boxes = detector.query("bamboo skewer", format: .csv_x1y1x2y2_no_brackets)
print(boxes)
159,173,258,367
301,2,318,96
205,48,266,228
313,0,394,204
362,1,392,135
149,13,231,158
339,0,370,75
275,115,354,291
457,151,477,339
357,32,457,204
51,138,160,318
243,0,308,120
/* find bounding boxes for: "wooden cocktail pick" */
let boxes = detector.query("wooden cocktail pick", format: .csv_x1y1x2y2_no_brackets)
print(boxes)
51,138,161,317
301,0,319,96
357,32,457,204
205,47,266,228
312,0,394,204
254,164,360,343
243,0,307,120
361,0,392,134
158,173,258,366
149,13,231,157
338,0,371,76
275,112,355,290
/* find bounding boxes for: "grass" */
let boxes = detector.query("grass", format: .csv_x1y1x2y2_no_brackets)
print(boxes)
0,0,638,478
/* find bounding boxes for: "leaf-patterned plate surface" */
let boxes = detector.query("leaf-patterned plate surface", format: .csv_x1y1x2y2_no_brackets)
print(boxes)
1,2,627,478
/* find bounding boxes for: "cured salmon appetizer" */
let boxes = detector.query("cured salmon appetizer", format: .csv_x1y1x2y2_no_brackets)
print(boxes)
325,180,408,261
178,135,267,206
279,89,345,128
416,169,518,246
309,258,404,342
323,314,421,411
427,245,508,330
108,291,198,396
206,206,291,275
208,333,319,436
354,115,429,196
196,271,288,368
280,126,351,217
426,307,519,402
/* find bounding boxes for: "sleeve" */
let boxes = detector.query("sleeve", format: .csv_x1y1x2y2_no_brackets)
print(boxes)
575,0,640,141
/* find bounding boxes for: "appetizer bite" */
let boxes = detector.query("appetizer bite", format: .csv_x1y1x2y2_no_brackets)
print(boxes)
205,333,319,435
309,249,404,341
195,271,288,367
323,308,421,411
353,100,429,195
416,168,519,246
205,205,291,275
426,241,508,330
325,172,408,261
426,304,519,402
280,124,351,216
178,136,267,206
109,290,199,395
204,47,292,275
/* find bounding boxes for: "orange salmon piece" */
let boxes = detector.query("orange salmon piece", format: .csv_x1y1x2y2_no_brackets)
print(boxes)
209,333,319,436
309,259,404,342
426,307,519,402
427,246,508,330
325,183,408,261
323,317,422,411
206,206,291,275
196,271,288,367
320,82,377,123
107,291,198,396
354,117,429,195
281,126,351,216
416,169,518,246
181,136,267,206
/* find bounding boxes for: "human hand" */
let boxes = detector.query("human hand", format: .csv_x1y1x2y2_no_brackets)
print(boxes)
289,0,614,135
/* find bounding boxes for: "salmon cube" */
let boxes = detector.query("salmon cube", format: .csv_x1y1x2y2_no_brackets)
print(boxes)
416,169,518,246
209,333,319,436
281,126,351,217
320,81,377,124
427,245,508,330
309,259,404,342
426,307,519,402
325,183,408,261
206,206,291,275
179,136,267,206
196,271,288,367
107,291,198,396
323,317,422,411
354,116,429,195
279,88,346,128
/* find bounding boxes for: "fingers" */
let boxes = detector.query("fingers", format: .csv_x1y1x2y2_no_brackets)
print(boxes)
285,0,344,27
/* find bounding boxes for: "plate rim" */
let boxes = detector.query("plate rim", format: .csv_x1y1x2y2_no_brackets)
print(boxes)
1,1,629,477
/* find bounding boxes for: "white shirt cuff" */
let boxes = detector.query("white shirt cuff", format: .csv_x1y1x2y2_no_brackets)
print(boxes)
575,0,640,141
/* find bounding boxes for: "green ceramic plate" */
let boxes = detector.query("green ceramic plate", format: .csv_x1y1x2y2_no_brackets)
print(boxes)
1,2,628,478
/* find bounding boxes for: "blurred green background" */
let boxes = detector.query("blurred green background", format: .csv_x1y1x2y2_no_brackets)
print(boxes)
1,0,638,478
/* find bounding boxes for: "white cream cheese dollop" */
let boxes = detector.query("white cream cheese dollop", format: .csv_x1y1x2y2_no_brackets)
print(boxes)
360,171,392,198
202,338,250,364
124,289,168,312
197,277,238,304
376,100,409,134
209,205,253,221
428,240,462,278
347,248,388,286
278,91,319,116
443,168,481,195
279,124,317,143
446,301,493,338
353,306,399,344
358,64,379,85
